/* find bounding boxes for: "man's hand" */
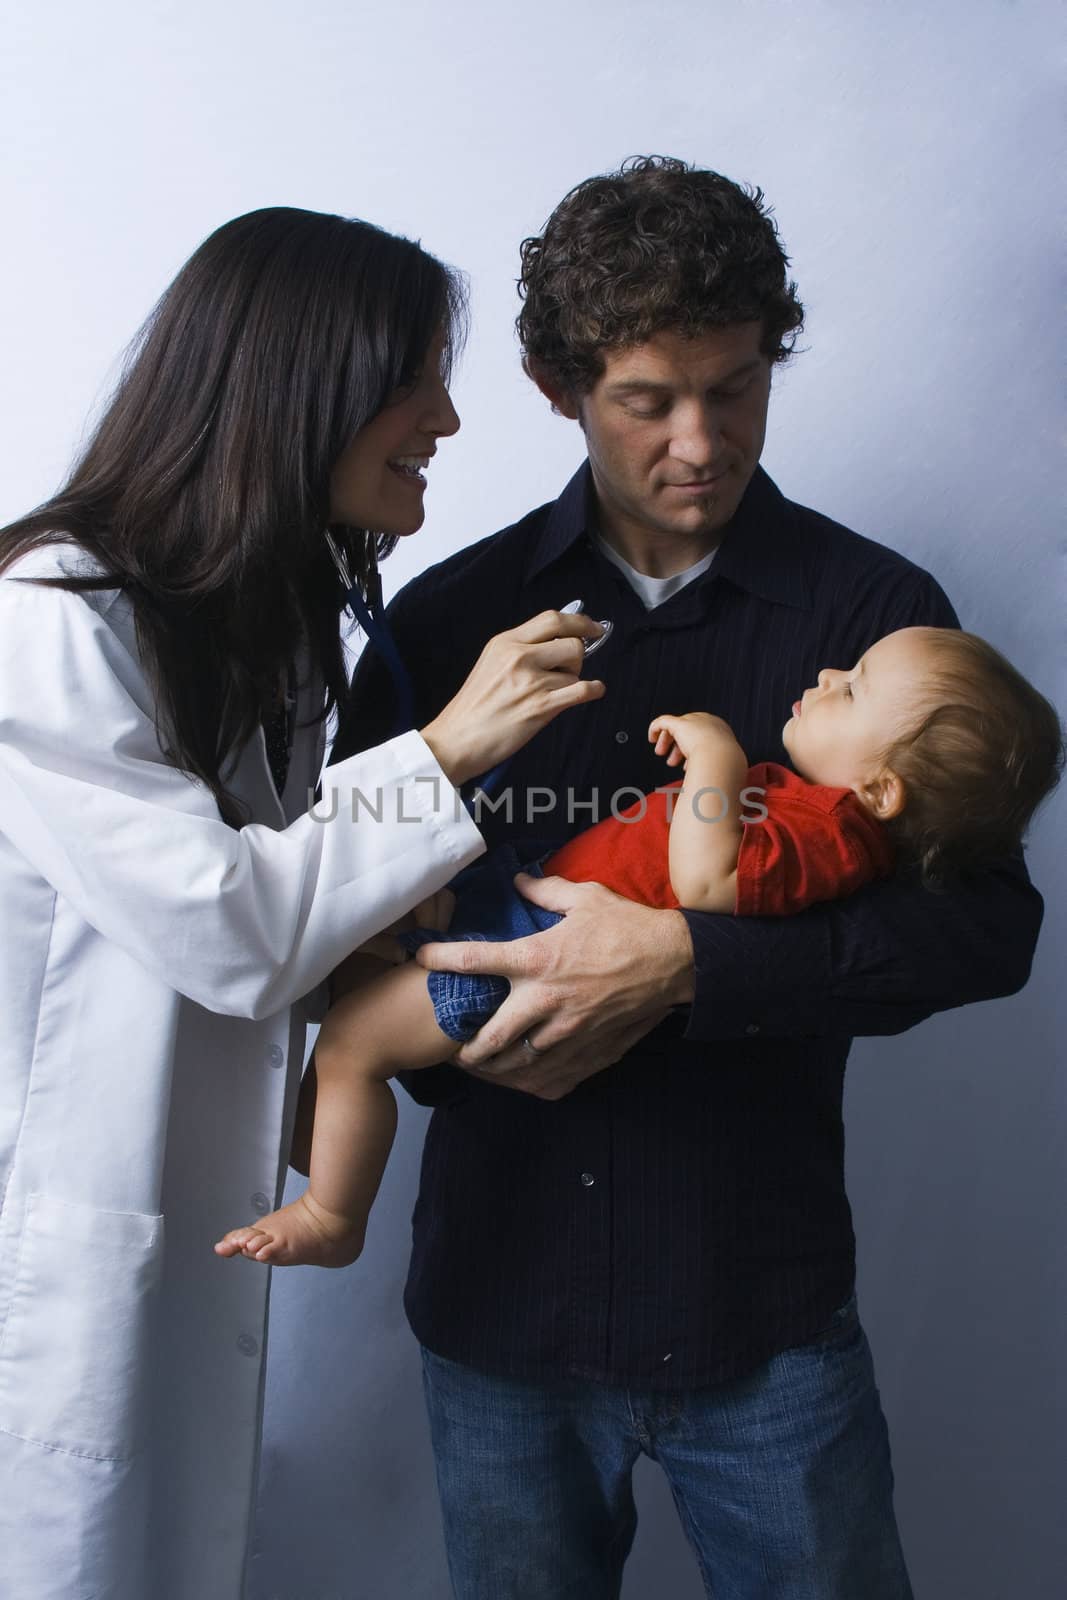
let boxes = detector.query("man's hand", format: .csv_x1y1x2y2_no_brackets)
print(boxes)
414,873,696,1099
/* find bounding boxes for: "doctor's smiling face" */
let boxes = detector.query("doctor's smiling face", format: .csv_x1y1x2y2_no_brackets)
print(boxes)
329,328,460,536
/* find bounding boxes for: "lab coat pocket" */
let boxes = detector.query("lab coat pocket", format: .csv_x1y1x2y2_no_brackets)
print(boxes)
0,1192,164,1461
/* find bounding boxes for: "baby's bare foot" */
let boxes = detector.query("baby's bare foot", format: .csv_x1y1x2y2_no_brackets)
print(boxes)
214,1191,366,1268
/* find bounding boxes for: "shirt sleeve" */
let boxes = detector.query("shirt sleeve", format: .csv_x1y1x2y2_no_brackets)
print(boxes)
681,572,1045,1040
735,772,892,917
0,577,485,1021
332,579,479,1106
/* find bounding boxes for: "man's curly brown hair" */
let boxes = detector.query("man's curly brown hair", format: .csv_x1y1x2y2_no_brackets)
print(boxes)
517,155,805,394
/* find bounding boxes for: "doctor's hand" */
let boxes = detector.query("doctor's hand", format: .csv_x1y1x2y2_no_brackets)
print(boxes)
414,874,696,1099
419,611,606,788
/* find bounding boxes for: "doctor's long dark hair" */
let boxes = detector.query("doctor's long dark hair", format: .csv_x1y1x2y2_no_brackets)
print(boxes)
0,208,465,825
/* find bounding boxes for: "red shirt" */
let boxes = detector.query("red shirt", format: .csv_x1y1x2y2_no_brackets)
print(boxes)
542,761,893,916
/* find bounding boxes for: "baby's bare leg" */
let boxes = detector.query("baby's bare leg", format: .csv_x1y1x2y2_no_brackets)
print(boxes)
289,948,394,1178
214,961,455,1268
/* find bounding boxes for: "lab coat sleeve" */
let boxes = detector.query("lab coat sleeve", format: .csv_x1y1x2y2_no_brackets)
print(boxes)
0,577,485,1020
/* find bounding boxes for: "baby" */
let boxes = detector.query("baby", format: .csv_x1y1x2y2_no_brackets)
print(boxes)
215,625,1062,1269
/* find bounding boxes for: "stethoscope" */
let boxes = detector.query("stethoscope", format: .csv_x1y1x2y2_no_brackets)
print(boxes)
325,530,416,735
325,530,613,795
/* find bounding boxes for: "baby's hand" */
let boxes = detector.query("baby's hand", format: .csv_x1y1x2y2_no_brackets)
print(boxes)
648,711,737,767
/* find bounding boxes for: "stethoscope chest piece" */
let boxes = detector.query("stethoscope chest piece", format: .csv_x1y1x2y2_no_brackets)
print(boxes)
560,598,613,657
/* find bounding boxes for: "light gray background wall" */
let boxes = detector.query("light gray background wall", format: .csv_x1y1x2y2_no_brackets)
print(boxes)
2,3,1062,1596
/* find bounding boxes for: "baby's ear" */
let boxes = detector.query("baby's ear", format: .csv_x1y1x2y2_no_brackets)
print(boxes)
858,769,905,821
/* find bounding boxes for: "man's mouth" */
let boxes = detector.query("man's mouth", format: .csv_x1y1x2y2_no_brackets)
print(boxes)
792,699,803,717
667,471,726,488
388,455,430,485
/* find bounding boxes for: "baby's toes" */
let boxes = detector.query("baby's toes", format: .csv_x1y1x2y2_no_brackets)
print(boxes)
248,1234,283,1263
237,1230,273,1261
214,1225,261,1257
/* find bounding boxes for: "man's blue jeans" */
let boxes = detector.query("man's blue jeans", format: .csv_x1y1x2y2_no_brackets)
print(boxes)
420,1297,913,1599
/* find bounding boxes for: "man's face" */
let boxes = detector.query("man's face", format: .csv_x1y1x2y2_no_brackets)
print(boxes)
557,324,772,555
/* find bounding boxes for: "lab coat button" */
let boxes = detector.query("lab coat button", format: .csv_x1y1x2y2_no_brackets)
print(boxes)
580,1172,595,1187
250,1192,270,1215
268,1045,285,1068
614,731,629,744
237,1334,259,1357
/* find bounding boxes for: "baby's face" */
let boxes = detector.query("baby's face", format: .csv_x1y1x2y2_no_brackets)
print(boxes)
782,628,940,793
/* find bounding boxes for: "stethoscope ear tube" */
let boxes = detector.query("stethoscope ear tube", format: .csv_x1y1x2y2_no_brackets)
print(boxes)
326,531,416,737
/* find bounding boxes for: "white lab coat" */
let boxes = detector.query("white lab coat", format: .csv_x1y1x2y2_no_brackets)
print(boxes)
0,543,484,1600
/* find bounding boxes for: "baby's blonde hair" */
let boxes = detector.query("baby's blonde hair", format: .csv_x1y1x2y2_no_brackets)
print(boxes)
881,630,1063,885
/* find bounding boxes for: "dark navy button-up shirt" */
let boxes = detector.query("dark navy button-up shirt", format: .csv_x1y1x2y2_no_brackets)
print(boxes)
332,463,1042,1389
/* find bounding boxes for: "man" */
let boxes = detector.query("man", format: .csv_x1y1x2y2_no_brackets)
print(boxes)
332,158,1042,1598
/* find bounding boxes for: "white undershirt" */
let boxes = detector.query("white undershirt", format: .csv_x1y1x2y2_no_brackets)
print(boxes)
594,534,716,610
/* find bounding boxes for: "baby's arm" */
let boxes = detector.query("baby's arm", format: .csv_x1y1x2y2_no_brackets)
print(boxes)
648,712,750,913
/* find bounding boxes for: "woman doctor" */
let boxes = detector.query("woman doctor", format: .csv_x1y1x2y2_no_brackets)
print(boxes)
0,208,603,1600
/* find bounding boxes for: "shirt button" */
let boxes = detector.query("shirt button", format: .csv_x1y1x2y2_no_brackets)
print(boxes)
744,1022,761,1036
236,1334,259,1358
250,1192,270,1215
614,731,629,744
268,1045,285,1068
580,1172,595,1188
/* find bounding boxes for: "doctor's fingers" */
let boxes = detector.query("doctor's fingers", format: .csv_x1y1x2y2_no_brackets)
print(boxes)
523,635,592,677
540,676,606,716
509,609,606,647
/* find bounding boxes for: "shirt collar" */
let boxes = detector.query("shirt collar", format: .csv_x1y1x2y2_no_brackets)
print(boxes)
523,460,812,611
522,462,593,581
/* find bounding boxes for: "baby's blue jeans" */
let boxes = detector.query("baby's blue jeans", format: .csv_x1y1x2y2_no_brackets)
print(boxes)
398,844,561,1042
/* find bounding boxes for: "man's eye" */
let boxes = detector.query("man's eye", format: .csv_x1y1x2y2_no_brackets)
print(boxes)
710,383,752,402
625,402,667,419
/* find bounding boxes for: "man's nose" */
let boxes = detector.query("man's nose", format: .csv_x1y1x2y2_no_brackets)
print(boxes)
817,668,835,690
668,402,722,468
